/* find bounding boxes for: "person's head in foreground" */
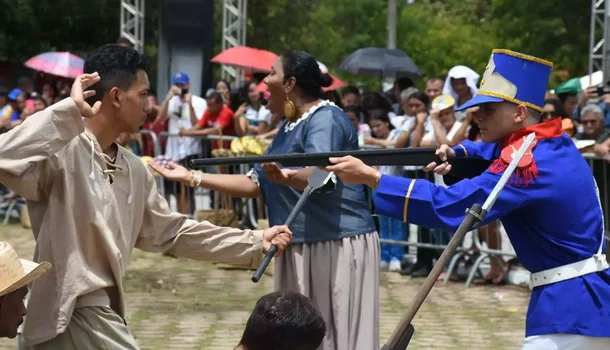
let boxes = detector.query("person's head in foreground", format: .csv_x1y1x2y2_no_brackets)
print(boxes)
84,44,151,137
235,291,326,350
0,241,51,338
263,50,332,119
456,49,553,143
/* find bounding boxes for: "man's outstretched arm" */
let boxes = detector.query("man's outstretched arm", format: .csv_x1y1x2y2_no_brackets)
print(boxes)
136,169,291,268
374,171,530,231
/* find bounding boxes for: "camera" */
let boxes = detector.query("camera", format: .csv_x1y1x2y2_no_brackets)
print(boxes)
596,82,610,96
180,88,189,97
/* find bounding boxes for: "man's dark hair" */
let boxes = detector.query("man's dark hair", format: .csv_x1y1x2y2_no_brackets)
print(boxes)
206,91,224,105
83,44,149,104
341,85,360,98
239,291,326,350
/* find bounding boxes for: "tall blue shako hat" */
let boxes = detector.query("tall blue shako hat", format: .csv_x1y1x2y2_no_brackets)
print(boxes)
456,49,553,112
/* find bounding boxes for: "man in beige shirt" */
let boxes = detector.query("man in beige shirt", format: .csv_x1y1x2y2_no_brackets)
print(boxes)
0,44,292,350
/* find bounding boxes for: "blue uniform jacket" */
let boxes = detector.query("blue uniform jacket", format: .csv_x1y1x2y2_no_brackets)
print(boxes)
375,118,610,338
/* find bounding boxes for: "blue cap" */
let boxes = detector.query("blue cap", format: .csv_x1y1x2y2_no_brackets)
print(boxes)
457,49,553,112
172,72,189,85
8,88,23,101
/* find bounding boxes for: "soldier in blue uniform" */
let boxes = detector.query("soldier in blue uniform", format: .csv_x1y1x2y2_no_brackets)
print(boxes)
326,49,610,350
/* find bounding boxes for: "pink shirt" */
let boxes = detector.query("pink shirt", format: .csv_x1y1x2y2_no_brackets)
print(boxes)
26,99,35,111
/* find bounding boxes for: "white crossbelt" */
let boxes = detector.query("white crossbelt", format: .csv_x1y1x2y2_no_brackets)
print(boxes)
529,179,609,289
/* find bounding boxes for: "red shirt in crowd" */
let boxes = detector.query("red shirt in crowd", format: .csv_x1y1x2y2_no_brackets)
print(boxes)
197,105,236,149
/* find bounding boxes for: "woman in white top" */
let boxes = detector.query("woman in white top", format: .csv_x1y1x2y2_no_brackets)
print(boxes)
366,110,407,272
234,80,272,136
442,65,480,122
395,91,429,149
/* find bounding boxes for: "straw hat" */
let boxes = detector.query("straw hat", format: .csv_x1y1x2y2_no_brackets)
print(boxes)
0,241,51,297
432,94,456,111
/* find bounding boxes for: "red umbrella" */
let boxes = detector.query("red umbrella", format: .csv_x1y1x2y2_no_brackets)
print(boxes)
24,52,84,79
211,46,278,72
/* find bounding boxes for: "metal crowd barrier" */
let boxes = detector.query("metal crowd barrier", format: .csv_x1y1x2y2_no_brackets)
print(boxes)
138,130,610,286
142,132,259,228
374,153,610,287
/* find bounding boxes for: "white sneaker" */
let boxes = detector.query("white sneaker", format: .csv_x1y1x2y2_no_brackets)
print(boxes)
380,261,389,271
389,259,402,272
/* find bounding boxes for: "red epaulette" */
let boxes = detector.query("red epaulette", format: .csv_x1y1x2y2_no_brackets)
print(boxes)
489,136,539,187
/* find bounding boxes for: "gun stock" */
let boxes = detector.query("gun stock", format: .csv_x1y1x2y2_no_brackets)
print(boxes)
190,148,492,181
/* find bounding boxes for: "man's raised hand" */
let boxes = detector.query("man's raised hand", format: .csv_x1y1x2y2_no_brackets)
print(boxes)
71,73,102,118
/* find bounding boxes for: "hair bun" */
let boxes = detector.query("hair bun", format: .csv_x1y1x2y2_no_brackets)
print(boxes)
319,73,333,88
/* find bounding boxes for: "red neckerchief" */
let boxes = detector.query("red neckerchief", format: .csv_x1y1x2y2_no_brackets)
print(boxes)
489,118,563,186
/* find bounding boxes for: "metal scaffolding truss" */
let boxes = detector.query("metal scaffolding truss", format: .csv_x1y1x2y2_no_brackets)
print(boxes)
221,0,248,84
120,0,145,53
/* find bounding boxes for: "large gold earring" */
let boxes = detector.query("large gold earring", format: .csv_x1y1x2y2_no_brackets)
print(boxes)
284,97,296,119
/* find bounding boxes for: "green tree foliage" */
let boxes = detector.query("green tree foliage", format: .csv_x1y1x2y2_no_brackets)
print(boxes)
0,0,593,90
242,0,591,88
0,0,123,60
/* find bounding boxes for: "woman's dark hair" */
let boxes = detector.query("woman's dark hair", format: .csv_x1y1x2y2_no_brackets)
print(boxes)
251,72,267,84
557,92,577,104
239,291,326,350
341,85,360,98
216,79,231,91
361,92,393,122
368,109,395,131
543,98,569,119
395,77,415,92
281,50,332,100
42,82,58,99
408,91,430,109
239,79,263,105
32,95,48,108
324,90,343,109
343,104,361,117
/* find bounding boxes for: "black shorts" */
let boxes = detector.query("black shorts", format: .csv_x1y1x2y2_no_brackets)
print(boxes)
163,155,199,197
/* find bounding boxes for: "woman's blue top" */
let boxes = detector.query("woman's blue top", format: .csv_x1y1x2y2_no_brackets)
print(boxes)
250,102,376,243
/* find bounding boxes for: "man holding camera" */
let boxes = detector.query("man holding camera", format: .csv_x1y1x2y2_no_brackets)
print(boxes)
156,72,207,214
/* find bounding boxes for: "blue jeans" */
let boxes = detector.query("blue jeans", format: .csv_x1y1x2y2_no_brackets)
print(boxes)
371,188,407,262
379,215,407,262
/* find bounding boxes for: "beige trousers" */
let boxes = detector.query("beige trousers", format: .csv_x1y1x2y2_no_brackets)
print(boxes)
274,232,380,350
19,306,140,350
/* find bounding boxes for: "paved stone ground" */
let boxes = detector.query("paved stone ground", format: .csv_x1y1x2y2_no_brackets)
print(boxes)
0,224,529,350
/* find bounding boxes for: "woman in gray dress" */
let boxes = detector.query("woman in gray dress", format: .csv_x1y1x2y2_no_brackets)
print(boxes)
150,50,380,350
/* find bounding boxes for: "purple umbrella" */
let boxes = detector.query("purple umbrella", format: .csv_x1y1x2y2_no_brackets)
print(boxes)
24,52,84,79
